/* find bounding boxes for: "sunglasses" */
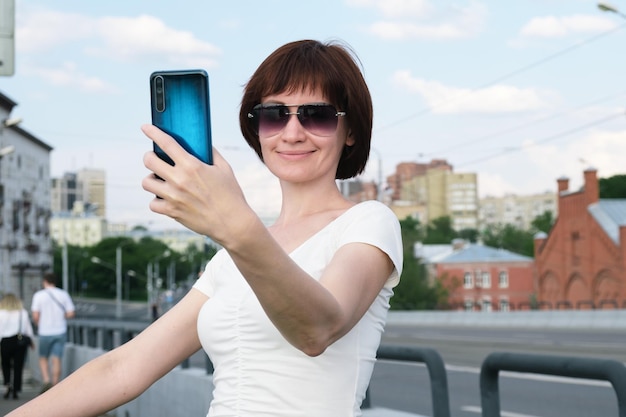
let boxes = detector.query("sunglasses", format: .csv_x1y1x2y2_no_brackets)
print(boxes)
247,103,346,137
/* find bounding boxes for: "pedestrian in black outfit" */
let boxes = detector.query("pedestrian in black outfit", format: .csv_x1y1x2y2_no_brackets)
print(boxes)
0,293,34,400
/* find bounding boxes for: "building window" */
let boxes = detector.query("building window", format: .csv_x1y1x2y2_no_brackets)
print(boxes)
481,272,491,288
482,299,492,312
464,299,474,311
499,299,510,312
475,269,482,287
499,271,509,288
463,272,473,288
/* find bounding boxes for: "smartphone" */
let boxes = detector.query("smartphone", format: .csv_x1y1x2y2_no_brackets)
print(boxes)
150,69,213,165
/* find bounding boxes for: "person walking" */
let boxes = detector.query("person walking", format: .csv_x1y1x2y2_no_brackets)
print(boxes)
0,293,34,400
30,273,75,393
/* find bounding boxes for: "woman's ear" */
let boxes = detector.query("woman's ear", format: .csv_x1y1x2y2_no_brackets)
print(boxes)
346,131,355,147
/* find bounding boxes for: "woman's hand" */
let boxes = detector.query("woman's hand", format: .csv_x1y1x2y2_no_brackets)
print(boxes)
141,124,256,245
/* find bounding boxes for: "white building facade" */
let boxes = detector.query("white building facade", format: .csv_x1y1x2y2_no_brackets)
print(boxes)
0,91,54,301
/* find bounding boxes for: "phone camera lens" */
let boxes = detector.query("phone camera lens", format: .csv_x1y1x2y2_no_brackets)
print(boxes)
154,76,165,112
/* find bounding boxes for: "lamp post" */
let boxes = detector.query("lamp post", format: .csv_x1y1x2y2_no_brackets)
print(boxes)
147,250,170,319
125,269,145,301
116,247,123,319
598,2,626,19
91,256,122,319
370,147,384,202
114,241,135,319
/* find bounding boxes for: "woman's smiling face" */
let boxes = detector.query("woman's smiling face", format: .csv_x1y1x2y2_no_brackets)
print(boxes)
258,89,354,185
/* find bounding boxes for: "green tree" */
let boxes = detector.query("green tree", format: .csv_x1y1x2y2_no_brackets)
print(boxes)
391,217,448,310
423,216,457,244
481,223,534,257
599,174,626,198
54,235,219,300
530,210,555,234
458,228,479,243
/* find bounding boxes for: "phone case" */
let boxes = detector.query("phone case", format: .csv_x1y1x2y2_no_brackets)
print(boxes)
150,69,213,165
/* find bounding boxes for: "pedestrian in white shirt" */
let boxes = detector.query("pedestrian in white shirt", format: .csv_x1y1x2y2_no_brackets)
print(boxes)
30,273,75,393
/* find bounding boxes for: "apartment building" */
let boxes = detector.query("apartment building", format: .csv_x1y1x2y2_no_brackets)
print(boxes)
388,160,478,229
479,191,557,230
51,168,106,217
0,91,53,301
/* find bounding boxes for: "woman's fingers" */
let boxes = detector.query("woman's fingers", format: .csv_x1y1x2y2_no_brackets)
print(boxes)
141,124,188,164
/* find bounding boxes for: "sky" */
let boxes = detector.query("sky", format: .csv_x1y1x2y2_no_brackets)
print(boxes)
1,0,625,231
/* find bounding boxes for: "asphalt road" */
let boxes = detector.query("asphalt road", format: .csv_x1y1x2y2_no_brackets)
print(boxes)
367,324,626,417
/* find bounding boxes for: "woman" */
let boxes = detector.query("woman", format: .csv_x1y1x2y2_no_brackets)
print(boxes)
8,39,402,416
0,293,34,400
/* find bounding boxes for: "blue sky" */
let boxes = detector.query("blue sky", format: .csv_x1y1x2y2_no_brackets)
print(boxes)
1,0,625,230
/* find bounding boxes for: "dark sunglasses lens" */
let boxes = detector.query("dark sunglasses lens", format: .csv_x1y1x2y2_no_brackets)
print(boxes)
255,105,289,136
299,105,338,136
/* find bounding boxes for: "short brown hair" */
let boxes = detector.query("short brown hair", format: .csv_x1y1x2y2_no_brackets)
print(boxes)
43,272,57,286
239,40,373,180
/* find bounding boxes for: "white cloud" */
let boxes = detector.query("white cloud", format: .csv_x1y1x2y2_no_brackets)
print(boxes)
16,9,96,52
346,0,432,18
478,128,626,198
477,172,520,197
16,8,221,68
23,62,119,93
519,14,616,39
524,129,626,181
351,0,487,40
392,70,555,114
369,21,472,40
91,15,221,68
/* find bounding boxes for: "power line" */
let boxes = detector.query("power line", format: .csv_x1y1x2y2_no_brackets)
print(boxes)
376,22,626,132
456,112,624,168
422,90,626,158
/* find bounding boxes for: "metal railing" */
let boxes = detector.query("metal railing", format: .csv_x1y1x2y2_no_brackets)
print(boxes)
364,345,451,417
480,352,626,417
67,319,626,417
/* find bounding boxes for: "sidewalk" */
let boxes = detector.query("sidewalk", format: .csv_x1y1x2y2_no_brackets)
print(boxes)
0,378,39,416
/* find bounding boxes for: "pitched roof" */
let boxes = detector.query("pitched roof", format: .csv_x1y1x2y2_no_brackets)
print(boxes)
588,199,626,244
422,242,533,264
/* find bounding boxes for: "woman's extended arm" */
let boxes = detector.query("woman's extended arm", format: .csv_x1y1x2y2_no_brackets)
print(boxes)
142,125,395,357
7,289,207,417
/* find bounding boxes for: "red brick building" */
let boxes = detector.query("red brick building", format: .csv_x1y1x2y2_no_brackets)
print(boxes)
534,169,626,309
420,240,535,311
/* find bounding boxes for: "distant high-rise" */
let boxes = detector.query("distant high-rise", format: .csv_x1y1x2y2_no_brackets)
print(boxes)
51,168,106,217
387,159,479,229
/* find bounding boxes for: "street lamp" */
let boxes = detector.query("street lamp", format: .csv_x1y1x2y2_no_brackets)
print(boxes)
598,2,626,19
147,250,170,319
370,147,384,202
114,240,135,319
126,270,136,301
90,256,122,319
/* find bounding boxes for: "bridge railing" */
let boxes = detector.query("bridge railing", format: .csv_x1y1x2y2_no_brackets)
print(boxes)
480,352,626,417
365,345,451,417
66,318,626,417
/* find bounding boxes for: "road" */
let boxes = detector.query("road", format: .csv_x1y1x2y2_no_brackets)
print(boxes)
368,324,626,417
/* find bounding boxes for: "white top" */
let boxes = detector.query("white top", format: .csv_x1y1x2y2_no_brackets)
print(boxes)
31,287,75,336
0,309,34,339
193,201,403,417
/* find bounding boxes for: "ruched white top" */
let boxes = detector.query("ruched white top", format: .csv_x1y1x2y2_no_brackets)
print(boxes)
193,201,403,417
